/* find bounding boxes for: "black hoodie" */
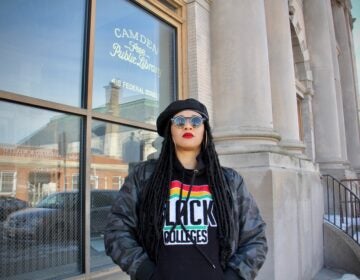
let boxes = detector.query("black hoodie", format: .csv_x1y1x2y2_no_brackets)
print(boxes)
154,156,224,280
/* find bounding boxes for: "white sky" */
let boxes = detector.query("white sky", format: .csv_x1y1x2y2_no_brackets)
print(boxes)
352,0,360,104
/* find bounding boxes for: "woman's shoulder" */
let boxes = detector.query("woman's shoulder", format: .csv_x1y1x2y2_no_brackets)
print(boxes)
221,166,244,186
128,159,158,179
221,166,241,177
132,158,158,169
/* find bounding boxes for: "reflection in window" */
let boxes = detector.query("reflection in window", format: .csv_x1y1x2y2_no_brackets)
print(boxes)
91,176,99,189
92,0,176,124
90,119,161,270
72,174,79,190
112,176,124,189
0,1,85,106
0,101,82,279
90,190,119,241
0,171,16,194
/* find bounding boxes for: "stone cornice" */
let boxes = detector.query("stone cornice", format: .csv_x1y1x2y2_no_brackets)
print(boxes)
184,0,211,11
331,0,345,7
331,0,352,11
331,0,354,31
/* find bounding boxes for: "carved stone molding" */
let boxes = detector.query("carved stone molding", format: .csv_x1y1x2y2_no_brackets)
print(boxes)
331,0,351,10
332,0,343,6
183,0,211,4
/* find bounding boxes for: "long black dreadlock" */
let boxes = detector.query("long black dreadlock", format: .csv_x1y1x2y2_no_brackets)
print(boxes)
138,120,234,267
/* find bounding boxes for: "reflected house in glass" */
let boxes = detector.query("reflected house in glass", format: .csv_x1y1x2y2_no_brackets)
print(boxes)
93,80,160,161
0,116,80,205
0,90,159,206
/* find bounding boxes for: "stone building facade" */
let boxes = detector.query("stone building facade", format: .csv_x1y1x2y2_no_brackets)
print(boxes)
0,0,359,280
186,0,359,279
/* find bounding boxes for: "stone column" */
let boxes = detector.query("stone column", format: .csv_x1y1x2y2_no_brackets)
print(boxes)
264,0,304,155
211,0,280,153
304,0,348,175
327,1,349,164
210,2,324,280
186,0,213,120
332,0,360,173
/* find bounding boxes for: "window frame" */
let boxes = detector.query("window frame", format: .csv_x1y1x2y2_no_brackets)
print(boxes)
296,80,305,142
0,170,16,195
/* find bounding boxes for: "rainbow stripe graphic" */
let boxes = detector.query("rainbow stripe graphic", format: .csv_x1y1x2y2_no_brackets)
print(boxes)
169,180,212,200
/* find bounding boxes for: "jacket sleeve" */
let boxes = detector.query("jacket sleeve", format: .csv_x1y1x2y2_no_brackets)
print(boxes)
227,171,268,280
104,166,155,280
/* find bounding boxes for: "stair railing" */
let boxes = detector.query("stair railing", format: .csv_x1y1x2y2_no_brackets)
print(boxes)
322,174,360,245
340,179,360,198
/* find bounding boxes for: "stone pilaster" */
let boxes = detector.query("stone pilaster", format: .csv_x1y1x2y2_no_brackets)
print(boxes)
327,0,349,165
210,0,280,154
332,0,360,175
264,0,305,155
301,86,317,161
304,0,349,177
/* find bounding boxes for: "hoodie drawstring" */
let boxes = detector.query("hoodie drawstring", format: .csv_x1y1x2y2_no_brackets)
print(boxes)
168,169,216,269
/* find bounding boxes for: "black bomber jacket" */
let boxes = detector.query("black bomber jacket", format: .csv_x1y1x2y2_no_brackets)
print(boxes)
104,159,268,280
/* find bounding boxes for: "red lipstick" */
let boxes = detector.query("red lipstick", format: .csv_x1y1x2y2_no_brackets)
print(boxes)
182,133,194,138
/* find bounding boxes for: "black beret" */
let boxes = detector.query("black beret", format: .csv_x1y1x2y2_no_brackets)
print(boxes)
156,98,209,137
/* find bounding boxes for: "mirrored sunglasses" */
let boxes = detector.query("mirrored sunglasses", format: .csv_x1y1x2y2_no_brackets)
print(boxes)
171,115,205,128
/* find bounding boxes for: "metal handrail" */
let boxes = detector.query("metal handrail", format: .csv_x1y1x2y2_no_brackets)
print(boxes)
340,179,360,198
322,174,360,246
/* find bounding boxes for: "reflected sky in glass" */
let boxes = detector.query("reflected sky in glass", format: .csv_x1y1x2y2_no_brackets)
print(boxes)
0,101,77,145
0,1,85,107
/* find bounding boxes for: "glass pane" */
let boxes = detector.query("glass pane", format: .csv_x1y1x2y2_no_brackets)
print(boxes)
92,0,176,124
0,101,82,279
0,1,85,107
90,120,161,270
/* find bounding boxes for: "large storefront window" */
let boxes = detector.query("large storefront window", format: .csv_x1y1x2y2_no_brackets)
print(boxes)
0,0,183,279
0,101,82,279
92,0,177,124
0,1,85,107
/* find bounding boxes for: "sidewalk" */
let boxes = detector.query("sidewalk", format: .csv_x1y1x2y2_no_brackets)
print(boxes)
313,268,359,280
96,267,360,280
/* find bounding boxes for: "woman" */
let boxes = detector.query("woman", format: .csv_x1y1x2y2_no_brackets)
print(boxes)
105,98,267,280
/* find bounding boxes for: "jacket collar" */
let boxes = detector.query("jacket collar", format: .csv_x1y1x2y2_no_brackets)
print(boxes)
173,152,206,175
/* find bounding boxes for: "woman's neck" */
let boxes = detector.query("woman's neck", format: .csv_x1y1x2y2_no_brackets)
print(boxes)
175,149,200,170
